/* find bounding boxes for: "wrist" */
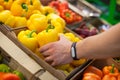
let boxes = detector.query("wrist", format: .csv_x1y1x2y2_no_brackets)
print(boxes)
70,42,79,60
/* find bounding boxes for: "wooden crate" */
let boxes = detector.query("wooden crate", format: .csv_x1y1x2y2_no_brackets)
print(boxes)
68,58,120,80
0,24,87,80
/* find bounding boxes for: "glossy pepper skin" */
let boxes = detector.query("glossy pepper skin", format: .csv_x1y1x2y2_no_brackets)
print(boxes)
41,6,55,16
60,9,75,24
47,13,66,29
48,19,64,33
17,30,38,52
0,10,11,23
27,13,48,33
26,0,42,18
14,16,27,28
10,0,28,17
102,74,117,80
0,10,16,28
64,32,80,42
10,0,42,18
37,25,58,47
102,64,119,77
4,14,16,28
0,72,20,80
102,64,119,80
13,70,25,80
0,0,13,10
0,64,11,73
26,0,42,11
0,5,4,11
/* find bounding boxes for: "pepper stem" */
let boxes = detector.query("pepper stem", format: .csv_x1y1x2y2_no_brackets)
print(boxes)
4,0,9,2
30,0,33,5
65,12,70,18
27,30,36,38
46,24,55,32
110,64,115,73
21,3,28,12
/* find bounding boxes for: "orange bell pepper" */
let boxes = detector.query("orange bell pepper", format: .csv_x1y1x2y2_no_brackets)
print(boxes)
118,74,120,80
102,74,117,80
83,66,103,78
102,64,119,77
82,73,101,80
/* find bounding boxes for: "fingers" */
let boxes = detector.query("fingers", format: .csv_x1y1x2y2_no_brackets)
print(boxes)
44,56,54,65
39,43,54,53
42,48,54,57
44,55,58,66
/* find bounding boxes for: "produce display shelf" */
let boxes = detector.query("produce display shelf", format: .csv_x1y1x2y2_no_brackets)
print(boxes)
0,24,64,80
0,24,89,80
0,0,119,80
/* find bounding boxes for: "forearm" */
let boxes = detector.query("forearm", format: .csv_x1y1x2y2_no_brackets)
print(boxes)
76,23,120,59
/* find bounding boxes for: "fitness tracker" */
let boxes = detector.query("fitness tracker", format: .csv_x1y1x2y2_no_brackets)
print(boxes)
71,42,79,60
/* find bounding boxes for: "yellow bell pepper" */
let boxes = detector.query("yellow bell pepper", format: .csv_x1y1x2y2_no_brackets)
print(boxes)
0,5,4,12
10,0,28,17
55,64,74,74
41,6,55,16
4,14,16,28
71,59,86,67
34,48,45,59
1,0,14,10
48,19,64,33
30,10,42,16
64,32,76,42
14,16,27,28
37,25,58,47
17,30,38,52
25,0,42,18
27,13,48,33
47,13,66,29
0,10,11,23
64,32,81,42
27,0,42,11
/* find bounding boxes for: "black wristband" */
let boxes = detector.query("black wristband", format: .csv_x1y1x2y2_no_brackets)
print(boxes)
71,42,79,60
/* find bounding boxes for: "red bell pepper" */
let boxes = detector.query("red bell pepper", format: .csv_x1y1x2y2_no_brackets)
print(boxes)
60,9,75,24
0,72,20,80
49,1,68,11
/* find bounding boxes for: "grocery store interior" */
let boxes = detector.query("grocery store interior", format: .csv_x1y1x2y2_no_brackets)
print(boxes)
0,0,120,80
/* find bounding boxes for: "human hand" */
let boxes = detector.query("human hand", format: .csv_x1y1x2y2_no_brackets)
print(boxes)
39,34,73,66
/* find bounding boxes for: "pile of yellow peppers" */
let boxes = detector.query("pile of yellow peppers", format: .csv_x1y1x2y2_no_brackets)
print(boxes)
0,0,56,28
0,0,85,74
